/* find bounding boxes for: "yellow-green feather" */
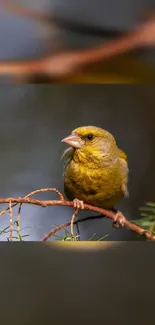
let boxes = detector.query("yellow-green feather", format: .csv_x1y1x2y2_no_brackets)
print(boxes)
118,149,128,163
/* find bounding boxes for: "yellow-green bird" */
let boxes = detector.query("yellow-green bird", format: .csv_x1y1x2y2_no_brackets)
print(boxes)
61,126,129,212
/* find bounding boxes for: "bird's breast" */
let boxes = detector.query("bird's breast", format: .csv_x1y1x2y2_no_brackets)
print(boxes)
64,160,123,208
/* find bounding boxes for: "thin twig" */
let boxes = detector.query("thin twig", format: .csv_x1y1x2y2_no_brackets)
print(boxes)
17,188,64,240
24,188,64,201
0,202,17,218
42,214,107,241
0,188,64,241
9,200,13,241
0,188,64,217
42,222,71,241
17,206,21,240
70,209,78,239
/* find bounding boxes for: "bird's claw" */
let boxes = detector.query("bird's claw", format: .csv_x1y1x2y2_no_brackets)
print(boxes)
112,211,126,228
73,198,84,210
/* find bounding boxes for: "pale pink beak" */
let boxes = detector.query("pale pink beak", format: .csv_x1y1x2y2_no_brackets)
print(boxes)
61,133,83,149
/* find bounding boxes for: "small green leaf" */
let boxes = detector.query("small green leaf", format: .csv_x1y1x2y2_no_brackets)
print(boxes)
97,234,109,241
146,202,155,208
140,213,155,219
0,225,10,235
89,233,97,241
20,234,30,238
139,207,155,213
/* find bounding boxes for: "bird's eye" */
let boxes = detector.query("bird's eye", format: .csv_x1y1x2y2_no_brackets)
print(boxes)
87,134,93,140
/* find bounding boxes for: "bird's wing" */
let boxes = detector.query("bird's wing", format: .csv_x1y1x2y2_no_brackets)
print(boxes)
118,148,129,197
118,149,128,162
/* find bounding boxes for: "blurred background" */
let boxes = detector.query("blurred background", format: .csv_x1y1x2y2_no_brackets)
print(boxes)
1,242,155,324
0,85,154,241
0,0,155,82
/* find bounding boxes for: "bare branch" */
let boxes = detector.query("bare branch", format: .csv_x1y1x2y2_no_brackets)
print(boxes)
0,0,125,37
70,209,78,239
0,188,154,241
0,31,143,79
42,222,71,242
8,200,13,241
1,0,50,23
1,1,155,82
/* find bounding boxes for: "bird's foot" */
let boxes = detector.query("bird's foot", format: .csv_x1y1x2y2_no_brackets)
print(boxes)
112,211,126,228
73,198,84,210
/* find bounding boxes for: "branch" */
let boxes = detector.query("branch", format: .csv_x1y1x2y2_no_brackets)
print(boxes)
0,188,154,241
1,0,124,37
41,214,107,241
0,30,148,80
1,1,155,81
1,0,50,23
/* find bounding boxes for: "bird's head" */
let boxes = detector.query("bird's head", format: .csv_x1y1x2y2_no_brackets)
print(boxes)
61,126,118,168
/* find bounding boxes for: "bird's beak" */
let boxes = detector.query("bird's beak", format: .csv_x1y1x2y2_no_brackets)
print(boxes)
61,133,83,149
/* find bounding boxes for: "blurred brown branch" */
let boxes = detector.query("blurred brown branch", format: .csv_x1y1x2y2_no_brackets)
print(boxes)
1,1,155,82
1,0,50,22
1,0,123,37
0,187,154,241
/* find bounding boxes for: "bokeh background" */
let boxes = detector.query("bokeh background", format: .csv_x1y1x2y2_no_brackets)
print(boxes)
0,85,154,241
0,0,155,83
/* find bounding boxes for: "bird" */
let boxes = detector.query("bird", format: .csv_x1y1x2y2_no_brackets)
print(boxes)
61,126,129,226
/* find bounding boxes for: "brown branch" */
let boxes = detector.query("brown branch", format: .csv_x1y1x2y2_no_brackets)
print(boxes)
0,31,146,80
0,188,64,240
2,1,155,39
8,200,13,241
41,222,71,242
70,209,78,239
0,191,154,241
1,0,51,23
0,32,144,78
1,0,123,37
0,187,64,218
0,4,155,82
41,215,104,241
41,213,108,241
